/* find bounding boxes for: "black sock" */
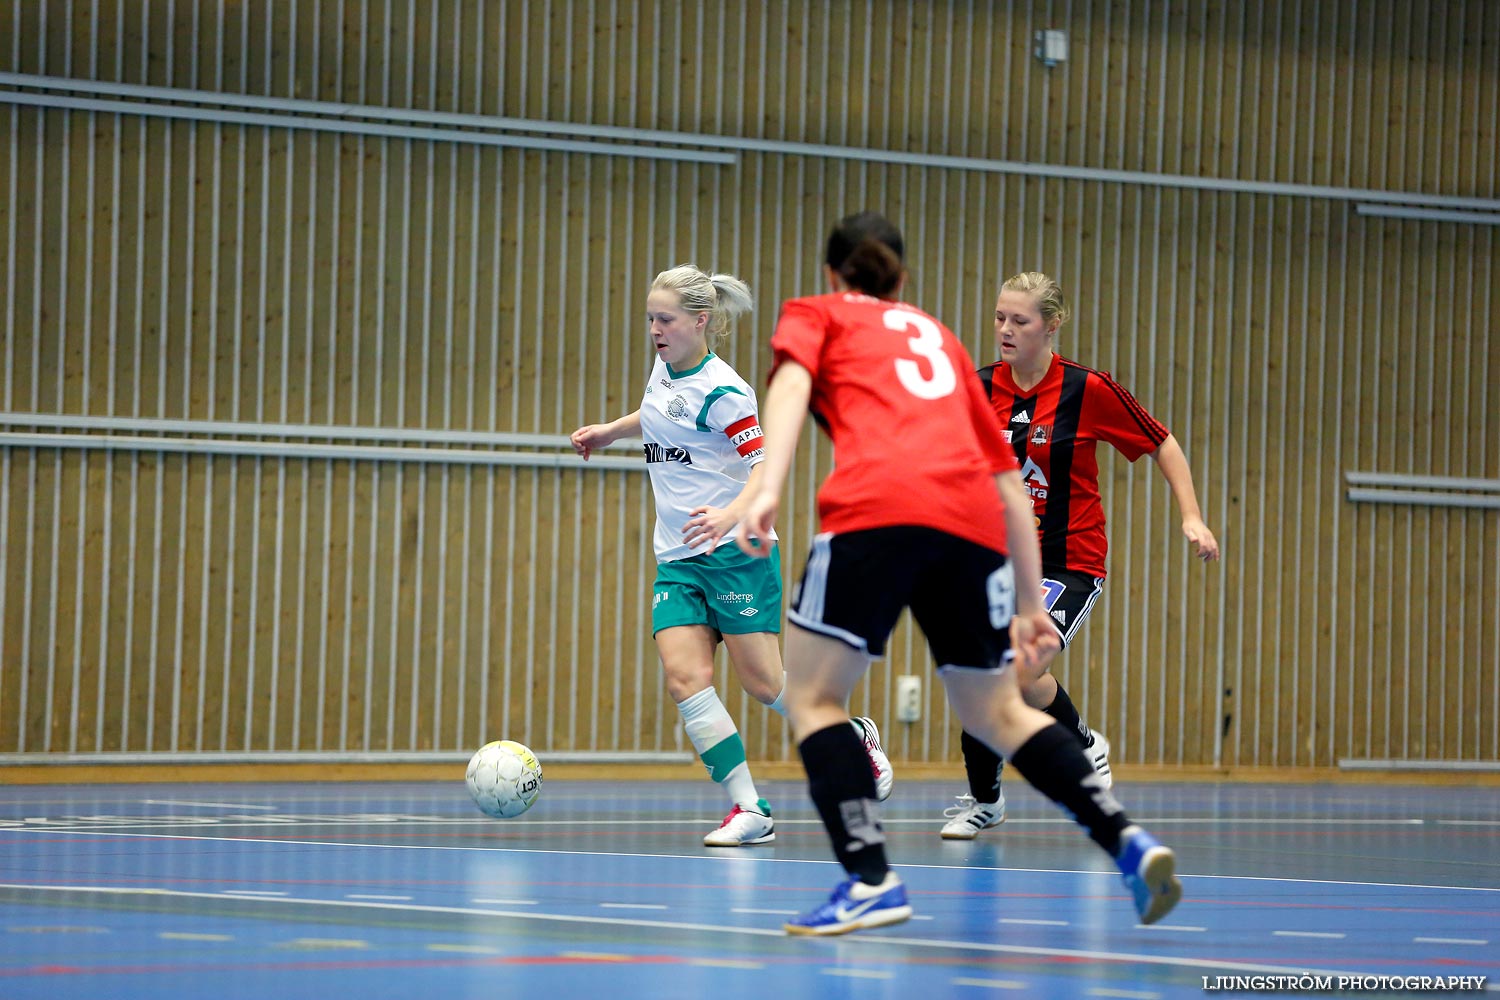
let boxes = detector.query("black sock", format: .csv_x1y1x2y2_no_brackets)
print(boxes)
799,722,887,884
1008,723,1130,856
1043,683,1093,748
960,729,1005,803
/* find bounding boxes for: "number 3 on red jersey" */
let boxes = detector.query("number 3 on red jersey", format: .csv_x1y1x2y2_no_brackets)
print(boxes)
886,308,957,399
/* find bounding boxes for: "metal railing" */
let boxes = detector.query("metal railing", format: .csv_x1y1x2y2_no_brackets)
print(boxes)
1344,471,1500,511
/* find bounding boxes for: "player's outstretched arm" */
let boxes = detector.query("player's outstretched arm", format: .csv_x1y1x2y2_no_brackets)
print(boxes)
569,409,642,461
1149,434,1220,562
735,362,812,557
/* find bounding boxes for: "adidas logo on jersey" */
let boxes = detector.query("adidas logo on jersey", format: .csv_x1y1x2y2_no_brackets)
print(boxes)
1011,409,1032,424
1051,608,1067,624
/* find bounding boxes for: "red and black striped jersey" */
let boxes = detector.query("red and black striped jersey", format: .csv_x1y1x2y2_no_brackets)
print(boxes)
976,353,1169,577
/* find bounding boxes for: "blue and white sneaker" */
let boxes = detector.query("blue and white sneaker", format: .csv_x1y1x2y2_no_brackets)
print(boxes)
784,872,912,936
1116,825,1182,924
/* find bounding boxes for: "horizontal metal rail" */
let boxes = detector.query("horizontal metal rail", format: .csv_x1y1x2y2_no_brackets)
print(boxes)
0,411,638,452
0,88,737,165
1,431,646,470
1344,471,1500,492
1355,203,1500,225
4,72,1499,210
1345,488,1500,510
0,751,694,765
1344,472,1500,510
1339,758,1500,772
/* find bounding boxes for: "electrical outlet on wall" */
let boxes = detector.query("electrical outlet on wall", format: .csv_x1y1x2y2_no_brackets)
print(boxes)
895,675,921,723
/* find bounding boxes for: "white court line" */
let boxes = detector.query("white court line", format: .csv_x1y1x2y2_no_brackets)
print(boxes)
731,908,797,915
0,815,1439,831
1088,989,1161,999
1000,918,1069,927
599,903,667,910
729,905,930,923
345,894,412,901
2,827,1496,895
221,890,289,896
1273,930,1346,939
159,931,233,941
472,898,537,906
1413,936,1489,945
888,818,1426,826
951,977,1026,989
0,816,510,831
822,968,893,980
140,799,278,810
900,815,1416,827
1135,925,1207,932
1435,820,1500,826
0,883,1384,981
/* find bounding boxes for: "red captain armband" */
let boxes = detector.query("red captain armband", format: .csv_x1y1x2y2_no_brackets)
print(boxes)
724,415,765,459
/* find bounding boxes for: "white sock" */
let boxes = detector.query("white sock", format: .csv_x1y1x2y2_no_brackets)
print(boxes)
678,686,761,809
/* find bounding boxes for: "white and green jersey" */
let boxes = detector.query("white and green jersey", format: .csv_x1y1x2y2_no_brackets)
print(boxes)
640,352,774,562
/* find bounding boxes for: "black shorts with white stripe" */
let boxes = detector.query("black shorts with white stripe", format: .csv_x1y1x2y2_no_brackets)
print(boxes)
787,525,1014,669
1037,567,1106,648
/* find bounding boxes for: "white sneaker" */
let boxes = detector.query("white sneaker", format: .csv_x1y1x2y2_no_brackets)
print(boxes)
704,798,775,847
852,717,894,801
940,792,1006,840
1085,731,1113,789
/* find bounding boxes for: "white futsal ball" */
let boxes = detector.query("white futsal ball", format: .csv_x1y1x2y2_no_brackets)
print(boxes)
465,740,543,818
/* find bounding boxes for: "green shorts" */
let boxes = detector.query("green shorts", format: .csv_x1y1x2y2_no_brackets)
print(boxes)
651,542,783,636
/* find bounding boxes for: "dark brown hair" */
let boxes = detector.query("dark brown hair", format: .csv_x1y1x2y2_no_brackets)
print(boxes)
825,211,904,297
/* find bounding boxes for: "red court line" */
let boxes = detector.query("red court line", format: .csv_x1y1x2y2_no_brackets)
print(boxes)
1,954,691,978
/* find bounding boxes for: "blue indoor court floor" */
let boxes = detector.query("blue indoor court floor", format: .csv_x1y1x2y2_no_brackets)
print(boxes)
1,777,1496,999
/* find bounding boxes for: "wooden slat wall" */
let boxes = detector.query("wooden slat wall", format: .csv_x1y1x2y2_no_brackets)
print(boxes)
0,0,1495,768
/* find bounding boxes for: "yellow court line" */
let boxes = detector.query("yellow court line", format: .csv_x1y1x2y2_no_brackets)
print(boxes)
275,938,371,950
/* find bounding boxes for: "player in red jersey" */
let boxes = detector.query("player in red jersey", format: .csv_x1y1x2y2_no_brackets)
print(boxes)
940,271,1221,840
737,213,1182,936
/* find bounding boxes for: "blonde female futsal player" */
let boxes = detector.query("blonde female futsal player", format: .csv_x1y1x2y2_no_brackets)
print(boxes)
571,264,891,848
940,271,1221,839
